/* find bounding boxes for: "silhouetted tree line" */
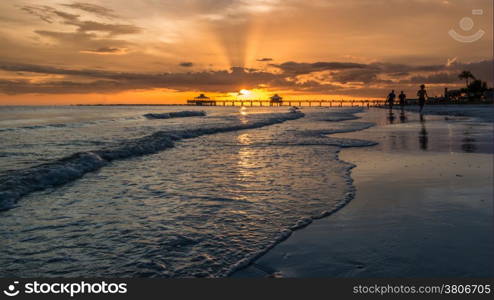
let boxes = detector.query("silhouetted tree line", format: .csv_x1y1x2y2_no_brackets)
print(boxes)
457,70,492,101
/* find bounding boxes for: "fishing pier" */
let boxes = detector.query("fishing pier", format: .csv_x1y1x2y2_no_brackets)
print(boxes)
187,94,387,107
187,99,388,107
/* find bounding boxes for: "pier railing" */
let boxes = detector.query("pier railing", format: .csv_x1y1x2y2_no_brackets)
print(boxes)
187,98,493,107
186,99,388,107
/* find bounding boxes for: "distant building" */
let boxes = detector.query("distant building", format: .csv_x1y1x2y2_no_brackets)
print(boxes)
187,94,216,106
444,88,465,101
443,86,492,103
482,90,494,101
195,94,210,100
270,94,283,104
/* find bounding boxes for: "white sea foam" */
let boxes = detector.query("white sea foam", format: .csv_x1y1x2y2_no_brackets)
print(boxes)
0,112,303,210
0,107,380,279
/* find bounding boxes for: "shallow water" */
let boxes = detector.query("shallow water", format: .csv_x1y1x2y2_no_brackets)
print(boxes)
0,106,374,277
0,106,249,173
233,108,493,278
346,108,494,154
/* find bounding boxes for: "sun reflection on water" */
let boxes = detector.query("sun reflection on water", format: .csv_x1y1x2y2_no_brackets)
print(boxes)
237,133,252,145
238,107,249,123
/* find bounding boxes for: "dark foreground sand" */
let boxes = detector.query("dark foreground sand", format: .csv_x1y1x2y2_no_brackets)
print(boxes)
233,108,493,277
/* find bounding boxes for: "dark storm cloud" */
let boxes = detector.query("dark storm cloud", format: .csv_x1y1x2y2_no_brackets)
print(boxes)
257,58,273,62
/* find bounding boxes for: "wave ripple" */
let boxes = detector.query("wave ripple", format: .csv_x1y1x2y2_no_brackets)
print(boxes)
0,112,303,211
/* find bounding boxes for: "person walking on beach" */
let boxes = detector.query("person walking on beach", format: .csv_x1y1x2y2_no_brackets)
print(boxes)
417,84,428,113
387,90,396,110
398,91,406,110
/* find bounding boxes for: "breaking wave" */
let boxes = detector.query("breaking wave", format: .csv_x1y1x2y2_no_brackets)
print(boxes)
0,112,304,211
144,111,206,119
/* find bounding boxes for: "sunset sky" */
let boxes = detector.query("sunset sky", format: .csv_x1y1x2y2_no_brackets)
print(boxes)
0,0,492,105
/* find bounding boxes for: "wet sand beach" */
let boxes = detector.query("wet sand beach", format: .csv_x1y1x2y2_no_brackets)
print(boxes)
233,108,493,277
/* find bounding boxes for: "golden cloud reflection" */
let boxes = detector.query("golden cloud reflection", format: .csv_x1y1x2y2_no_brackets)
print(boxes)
236,133,259,184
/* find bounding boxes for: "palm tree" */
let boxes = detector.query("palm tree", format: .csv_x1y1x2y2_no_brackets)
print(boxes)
458,71,476,87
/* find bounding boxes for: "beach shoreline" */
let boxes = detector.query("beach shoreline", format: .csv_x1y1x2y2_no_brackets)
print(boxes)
233,107,493,278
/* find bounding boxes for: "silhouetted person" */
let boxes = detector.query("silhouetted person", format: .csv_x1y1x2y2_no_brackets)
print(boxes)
398,91,406,110
387,90,396,110
417,84,428,113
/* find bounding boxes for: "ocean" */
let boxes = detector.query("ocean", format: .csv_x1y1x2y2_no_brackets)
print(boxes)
0,105,377,277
